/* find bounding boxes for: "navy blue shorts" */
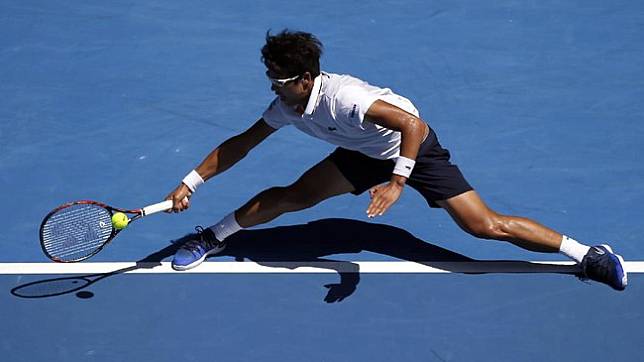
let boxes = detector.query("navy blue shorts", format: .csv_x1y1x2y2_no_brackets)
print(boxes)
327,128,474,208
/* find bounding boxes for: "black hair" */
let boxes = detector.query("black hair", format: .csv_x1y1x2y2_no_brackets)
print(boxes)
261,29,323,78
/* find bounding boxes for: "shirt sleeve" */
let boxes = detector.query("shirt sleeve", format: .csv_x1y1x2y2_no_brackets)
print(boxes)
261,97,290,130
333,85,380,129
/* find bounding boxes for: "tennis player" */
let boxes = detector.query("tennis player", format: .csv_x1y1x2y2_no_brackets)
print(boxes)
166,30,627,290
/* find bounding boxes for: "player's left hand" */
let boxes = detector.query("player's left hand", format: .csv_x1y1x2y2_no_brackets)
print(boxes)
366,182,403,218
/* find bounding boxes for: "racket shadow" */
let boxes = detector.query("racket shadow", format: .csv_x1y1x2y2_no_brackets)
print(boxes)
10,240,184,299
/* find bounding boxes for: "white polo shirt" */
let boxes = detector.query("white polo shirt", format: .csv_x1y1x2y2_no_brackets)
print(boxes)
262,72,419,160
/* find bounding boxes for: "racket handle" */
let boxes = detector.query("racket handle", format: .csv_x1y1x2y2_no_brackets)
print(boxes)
142,200,174,216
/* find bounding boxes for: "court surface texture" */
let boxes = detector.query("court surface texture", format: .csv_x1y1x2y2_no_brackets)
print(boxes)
1,1,643,361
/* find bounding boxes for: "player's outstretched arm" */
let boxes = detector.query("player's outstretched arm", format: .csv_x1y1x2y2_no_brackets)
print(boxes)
166,118,277,212
363,100,428,218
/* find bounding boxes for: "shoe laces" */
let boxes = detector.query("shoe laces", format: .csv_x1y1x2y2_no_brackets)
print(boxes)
579,247,613,281
181,226,221,253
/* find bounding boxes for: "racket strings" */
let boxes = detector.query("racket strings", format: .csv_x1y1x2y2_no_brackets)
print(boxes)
41,204,113,261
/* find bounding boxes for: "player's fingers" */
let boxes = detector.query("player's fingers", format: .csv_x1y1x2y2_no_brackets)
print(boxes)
372,203,385,217
165,190,181,213
171,195,185,213
168,196,178,212
367,195,384,218
166,185,190,213
366,205,374,217
170,190,191,212
180,197,190,211
377,201,391,216
372,194,394,217
366,197,378,217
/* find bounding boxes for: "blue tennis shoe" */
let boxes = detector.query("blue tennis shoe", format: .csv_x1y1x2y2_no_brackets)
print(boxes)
579,244,627,291
172,226,226,271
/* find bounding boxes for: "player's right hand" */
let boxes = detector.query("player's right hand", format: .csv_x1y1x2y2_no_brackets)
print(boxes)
165,184,192,213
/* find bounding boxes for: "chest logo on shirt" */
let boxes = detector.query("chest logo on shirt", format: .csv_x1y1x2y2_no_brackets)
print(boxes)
350,104,357,118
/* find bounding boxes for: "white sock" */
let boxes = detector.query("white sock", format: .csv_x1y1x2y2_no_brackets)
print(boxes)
559,235,591,263
208,212,243,241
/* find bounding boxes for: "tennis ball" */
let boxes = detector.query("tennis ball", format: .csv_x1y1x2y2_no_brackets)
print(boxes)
111,212,129,230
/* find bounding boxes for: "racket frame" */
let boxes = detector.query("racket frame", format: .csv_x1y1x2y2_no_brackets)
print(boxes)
39,200,172,263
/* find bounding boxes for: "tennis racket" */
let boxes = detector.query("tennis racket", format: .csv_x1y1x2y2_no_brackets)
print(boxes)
39,200,174,263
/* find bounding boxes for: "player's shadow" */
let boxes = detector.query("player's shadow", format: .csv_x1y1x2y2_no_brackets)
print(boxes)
11,218,579,302
217,218,579,302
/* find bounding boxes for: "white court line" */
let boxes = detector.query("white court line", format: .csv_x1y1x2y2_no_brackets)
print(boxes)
1,261,643,274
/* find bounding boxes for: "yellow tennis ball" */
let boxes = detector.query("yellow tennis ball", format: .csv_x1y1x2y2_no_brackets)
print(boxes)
111,212,129,230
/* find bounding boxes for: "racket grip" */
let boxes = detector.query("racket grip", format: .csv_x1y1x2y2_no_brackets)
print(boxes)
142,200,174,216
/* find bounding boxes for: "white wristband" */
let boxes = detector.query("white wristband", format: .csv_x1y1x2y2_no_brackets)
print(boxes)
182,170,205,193
393,156,416,178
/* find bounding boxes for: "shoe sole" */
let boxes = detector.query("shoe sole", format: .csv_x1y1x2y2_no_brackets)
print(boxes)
172,244,227,271
600,244,628,290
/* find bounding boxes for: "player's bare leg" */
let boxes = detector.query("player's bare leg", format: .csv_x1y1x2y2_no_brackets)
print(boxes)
436,190,627,290
234,158,355,227
436,190,562,252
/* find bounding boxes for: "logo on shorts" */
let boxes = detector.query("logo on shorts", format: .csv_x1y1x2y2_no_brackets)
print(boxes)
350,104,357,118
328,127,337,131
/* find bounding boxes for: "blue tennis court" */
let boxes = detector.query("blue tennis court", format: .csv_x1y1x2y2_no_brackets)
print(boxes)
1,1,643,361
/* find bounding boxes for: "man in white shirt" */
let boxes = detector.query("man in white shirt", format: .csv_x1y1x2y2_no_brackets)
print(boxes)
166,30,627,291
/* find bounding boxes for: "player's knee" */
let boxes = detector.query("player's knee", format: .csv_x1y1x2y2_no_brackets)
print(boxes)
463,214,506,240
465,223,495,239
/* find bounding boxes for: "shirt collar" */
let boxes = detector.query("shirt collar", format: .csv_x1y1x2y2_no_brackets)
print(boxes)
303,73,323,116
